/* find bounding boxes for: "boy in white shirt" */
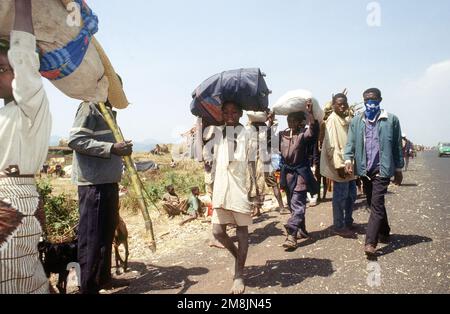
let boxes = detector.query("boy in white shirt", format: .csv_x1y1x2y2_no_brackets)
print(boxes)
211,102,252,294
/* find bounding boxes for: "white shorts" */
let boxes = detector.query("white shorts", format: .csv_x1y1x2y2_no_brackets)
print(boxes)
212,208,252,227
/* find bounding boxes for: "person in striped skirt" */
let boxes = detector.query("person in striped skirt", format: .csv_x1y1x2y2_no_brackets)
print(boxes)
0,0,52,294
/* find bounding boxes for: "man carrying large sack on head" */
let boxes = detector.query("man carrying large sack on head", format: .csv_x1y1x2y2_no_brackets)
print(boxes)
279,100,319,250
0,0,51,294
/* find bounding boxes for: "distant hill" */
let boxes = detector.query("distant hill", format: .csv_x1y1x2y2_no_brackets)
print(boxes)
130,138,161,153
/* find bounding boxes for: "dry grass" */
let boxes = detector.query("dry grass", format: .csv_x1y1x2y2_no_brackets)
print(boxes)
46,177,77,199
41,152,206,244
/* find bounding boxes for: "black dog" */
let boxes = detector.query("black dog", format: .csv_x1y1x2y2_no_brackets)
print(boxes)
38,239,78,294
38,219,128,292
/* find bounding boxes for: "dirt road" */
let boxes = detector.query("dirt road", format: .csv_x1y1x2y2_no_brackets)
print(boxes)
107,151,449,294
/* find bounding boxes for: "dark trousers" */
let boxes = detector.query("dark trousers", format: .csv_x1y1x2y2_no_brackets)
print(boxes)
361,175,391,246
78,183,119,294
285,191,307,236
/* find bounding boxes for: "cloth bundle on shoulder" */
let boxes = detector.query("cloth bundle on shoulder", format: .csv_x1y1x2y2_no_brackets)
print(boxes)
272,89,324,122
190,68,271,125
0,0,128,109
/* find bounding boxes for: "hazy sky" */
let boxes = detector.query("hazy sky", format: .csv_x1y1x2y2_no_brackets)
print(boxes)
44,0,450,146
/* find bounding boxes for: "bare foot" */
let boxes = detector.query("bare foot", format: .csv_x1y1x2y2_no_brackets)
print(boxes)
278,207,291,215
230,278,245,294
251,209,261,217
209,240,225,249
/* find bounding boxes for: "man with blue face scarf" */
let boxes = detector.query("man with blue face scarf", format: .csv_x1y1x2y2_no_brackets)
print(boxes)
344,88,404,257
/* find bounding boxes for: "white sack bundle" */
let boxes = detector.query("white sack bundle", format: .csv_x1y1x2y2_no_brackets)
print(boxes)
272,89,324,122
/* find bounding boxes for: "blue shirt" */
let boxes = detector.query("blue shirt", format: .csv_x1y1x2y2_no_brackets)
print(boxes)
365,119,380,174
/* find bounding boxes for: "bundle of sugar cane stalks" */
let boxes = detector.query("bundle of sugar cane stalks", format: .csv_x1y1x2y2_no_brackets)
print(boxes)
97,103,157,252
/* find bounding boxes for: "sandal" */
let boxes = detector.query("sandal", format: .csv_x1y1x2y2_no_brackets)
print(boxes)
282,235,297,249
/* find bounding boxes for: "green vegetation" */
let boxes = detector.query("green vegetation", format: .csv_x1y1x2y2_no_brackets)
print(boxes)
120,160,205,214
36,179,79,242
36,153,205,237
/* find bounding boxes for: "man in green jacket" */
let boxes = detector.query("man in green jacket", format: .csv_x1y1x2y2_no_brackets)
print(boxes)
344,88,404,257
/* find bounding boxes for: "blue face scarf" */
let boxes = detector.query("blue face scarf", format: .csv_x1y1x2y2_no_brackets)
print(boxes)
365,100,381,121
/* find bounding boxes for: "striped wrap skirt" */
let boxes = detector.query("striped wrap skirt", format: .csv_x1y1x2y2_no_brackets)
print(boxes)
0,177,49,294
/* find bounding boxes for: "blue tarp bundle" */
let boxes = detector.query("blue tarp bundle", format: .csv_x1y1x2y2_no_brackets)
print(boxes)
190,68,271,125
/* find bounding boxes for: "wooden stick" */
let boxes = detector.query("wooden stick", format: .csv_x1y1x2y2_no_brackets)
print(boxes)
97,102,156,252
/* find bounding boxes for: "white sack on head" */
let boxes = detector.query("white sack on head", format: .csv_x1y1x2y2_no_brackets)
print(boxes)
272,89,324,122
